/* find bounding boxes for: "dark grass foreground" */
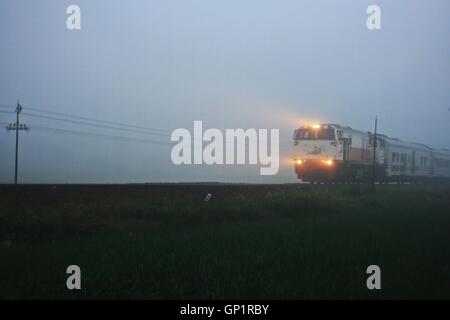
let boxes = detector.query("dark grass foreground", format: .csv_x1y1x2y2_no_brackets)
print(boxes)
0,184,450,299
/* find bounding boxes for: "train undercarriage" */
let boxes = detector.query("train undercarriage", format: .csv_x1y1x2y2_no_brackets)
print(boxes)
294,160,386,183
294,161,449,183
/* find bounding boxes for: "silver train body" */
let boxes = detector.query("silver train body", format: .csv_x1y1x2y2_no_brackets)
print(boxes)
293,124,450,182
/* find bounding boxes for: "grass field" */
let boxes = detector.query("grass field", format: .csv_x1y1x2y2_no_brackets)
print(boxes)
1,184,450,299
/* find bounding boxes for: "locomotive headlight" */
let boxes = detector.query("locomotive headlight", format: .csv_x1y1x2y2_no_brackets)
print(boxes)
296,159,303,165
321,159,333,166
312,124,321,129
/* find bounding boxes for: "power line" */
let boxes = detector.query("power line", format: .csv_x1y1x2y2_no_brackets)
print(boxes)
1,103,172,135
23,105,172,134
32,125,172,146
0,121,171,146
22,112,170,137
0,101,173,184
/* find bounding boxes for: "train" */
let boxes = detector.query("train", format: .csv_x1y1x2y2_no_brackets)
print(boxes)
293,124,450,182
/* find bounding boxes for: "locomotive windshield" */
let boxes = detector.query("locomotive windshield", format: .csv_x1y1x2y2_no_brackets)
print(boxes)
295,128,336,140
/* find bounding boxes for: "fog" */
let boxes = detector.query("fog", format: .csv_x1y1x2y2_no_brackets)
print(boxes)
0,0,449,183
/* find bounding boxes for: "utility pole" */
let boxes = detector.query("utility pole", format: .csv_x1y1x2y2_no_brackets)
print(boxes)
6,101,29,184
371,116,378,191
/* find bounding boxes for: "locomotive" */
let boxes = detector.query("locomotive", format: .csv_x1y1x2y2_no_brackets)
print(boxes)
293,124,450,182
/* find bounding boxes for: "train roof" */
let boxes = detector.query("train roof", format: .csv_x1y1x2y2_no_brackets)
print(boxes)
296,124,448,154
433,148,450,157
381,137,432,152
325,124,446,153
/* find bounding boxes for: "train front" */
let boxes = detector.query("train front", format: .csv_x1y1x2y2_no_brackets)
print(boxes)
293,124,343,182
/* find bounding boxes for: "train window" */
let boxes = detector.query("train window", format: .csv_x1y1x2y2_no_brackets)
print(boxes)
394,153,399,162
435,158,447,167
317,129,336,140
295,128,336,140
419,156,428,166
401,154,407,164
295,129,312,140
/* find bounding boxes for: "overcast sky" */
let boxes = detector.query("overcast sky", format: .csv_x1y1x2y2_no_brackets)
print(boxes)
0,0,449,183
